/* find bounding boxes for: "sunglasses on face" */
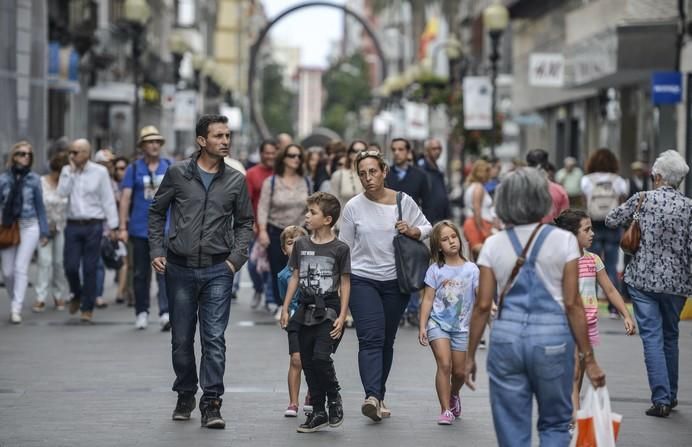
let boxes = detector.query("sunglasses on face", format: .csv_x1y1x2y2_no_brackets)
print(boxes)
14,151,31,158
285,152,302,159
69,150,80,155
115,166,127,171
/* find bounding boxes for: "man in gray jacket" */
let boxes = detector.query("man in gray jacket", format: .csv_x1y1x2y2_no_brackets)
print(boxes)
149,114,253,429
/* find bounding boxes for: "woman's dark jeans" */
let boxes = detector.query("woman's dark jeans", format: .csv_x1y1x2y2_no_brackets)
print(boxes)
267,224,287,306
349,274,409,401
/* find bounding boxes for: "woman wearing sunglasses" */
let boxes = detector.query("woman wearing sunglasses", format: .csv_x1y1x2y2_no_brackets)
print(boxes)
257,144,310,313
0,141,49,323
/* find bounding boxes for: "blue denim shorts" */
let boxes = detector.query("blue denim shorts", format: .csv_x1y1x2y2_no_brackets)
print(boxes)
427,325,469,352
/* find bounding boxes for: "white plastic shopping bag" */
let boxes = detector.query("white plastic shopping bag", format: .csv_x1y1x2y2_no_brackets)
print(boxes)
570,382,622,447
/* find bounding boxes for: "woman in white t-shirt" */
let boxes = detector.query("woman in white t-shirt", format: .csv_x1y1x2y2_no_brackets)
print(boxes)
580,148,629,317
339,150,431,422
464,167,605,446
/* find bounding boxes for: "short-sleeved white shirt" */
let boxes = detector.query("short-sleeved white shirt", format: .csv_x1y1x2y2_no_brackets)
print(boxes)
476,224,580,307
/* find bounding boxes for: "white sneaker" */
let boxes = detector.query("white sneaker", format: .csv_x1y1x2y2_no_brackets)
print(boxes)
159,312,171,332
10,312,21,324
135,312,148,330
274,306,283,321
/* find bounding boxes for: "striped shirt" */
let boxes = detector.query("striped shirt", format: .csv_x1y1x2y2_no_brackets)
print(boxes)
578,251,604,346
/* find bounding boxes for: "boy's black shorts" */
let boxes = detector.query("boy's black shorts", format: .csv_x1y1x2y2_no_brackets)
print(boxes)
286,319,300,355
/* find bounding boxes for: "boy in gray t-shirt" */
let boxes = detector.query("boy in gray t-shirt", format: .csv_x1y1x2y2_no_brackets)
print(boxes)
280,192,350,433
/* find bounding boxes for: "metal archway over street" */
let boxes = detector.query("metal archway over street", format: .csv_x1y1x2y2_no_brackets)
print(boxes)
248,1,388,139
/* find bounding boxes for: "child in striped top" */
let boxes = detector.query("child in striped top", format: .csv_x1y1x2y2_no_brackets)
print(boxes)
555,209,635,419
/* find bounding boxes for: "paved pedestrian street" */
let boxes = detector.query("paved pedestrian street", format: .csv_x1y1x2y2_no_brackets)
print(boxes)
1,274,691,446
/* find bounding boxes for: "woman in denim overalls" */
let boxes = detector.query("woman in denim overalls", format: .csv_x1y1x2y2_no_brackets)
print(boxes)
464,168,606,447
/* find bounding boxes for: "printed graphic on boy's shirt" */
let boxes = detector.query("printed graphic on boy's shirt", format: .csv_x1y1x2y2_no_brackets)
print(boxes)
143,174,165,200
299,254,336,296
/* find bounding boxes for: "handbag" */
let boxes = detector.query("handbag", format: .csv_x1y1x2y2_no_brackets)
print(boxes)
570,382,622,447
0,221,20,249
619,192,645,255
392,192,430,294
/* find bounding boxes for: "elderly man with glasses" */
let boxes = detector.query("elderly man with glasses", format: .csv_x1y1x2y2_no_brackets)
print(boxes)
58,138,119,323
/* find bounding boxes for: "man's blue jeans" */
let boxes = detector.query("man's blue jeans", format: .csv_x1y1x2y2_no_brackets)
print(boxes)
166,261,234,404
132,237,168,316
63,222,102,312
628,285,686,406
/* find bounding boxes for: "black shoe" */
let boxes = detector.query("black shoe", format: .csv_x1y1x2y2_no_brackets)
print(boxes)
297,410,328,433
328,394,344,427
406,312,418,327
645,403,671,417
230,292,238,301
671,399,678,410
200,399,225,429
172,393,196,421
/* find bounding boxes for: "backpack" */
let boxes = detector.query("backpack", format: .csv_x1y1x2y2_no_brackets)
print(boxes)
586,174,620,220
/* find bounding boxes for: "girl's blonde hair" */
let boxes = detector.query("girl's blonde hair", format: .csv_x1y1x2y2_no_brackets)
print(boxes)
429,220,470,266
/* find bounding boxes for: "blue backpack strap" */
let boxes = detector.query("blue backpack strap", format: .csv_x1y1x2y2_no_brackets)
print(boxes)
527,225,555,264
506,228,523,256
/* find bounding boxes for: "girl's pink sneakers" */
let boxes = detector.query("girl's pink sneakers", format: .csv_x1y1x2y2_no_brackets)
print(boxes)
437,409,455,425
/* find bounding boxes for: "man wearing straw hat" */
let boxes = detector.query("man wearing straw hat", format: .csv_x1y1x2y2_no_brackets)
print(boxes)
119,126,173,330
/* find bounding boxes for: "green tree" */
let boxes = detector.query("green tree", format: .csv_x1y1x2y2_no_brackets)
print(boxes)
261,60,295,136
321,53,372,136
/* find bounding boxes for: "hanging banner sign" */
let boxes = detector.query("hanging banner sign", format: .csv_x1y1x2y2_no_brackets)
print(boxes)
463,77,492,130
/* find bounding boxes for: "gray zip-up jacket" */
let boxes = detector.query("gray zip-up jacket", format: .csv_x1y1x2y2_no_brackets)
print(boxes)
148,153,254,270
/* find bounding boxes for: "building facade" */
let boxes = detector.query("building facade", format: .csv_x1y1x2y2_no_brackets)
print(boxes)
510,0,680,174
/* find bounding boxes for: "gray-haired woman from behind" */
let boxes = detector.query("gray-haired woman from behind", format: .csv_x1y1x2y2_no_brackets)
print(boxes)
606,150,692,418
465,167,605,446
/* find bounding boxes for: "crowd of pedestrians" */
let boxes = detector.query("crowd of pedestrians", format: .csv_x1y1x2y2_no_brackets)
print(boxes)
4,119,691,443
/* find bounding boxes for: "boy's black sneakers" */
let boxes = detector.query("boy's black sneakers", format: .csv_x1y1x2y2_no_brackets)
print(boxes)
200,399,226,429
328,394,344,427
297,410,329,433
172,393,196,421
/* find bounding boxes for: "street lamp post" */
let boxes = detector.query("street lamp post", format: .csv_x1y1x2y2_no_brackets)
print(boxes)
123,0,151,153
483,1,509,159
